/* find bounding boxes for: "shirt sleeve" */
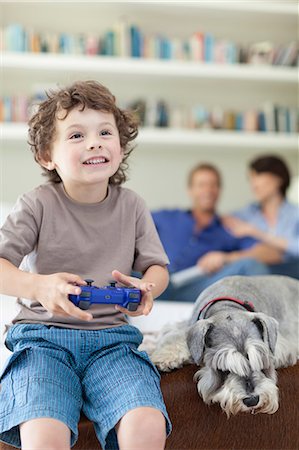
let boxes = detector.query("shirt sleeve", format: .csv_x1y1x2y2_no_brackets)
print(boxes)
285,218,299,259
236,236,259,250
133,200,169,273
0,194,40,267
151,210,162,231
232,206,252,221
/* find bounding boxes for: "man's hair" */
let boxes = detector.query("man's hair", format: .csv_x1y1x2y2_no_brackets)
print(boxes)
28,80,139,185
249,155,290,197
188,163,222,187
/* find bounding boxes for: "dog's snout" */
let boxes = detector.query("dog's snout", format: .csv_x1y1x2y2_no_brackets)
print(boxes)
243,395,260,407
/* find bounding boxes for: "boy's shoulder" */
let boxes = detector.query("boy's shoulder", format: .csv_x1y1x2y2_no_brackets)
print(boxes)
16,182,65,211
16,182,58,206
112,185,147,208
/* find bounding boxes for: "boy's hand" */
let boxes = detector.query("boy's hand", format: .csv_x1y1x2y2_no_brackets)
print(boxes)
112,270,155,317
34,273,93,321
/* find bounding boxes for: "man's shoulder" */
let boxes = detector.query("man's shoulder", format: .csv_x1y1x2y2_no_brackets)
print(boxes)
152,208,189,217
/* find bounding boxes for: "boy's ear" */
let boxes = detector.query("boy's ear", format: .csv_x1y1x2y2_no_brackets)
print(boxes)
39,159,55,171
38,154,55,171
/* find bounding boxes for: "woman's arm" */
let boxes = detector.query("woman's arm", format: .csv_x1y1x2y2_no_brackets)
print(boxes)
224,243,283,264
223,216,290,253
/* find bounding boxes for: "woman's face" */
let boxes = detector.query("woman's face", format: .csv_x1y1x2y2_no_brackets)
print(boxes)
249,170,283,202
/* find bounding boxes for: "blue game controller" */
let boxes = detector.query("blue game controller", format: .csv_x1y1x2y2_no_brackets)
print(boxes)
69,279,141,311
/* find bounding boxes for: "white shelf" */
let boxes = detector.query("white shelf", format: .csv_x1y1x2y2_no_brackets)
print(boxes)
2,52,297,84
5,1,296,17
1,122,298,151
156,1,297,15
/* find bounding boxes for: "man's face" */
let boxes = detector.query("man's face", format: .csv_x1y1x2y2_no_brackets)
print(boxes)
188,169,221,212
42,106,123,191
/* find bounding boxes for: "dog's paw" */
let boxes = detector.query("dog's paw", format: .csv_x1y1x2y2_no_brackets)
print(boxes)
151,349,189,372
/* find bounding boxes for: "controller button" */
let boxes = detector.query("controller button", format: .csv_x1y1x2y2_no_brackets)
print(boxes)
85,279,94,286
78,300,91,310
127,303,138,312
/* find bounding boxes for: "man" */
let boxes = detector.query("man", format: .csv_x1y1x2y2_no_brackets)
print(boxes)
152,163,282,302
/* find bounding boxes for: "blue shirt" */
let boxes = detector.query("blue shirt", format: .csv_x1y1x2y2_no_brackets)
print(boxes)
233,201,299,261
152,209,257,274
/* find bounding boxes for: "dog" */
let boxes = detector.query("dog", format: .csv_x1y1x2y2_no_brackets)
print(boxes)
147,275,299,416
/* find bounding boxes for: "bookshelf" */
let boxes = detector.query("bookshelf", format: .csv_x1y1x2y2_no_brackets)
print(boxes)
2,123,298,152
0,0,298,211
2,52,297,83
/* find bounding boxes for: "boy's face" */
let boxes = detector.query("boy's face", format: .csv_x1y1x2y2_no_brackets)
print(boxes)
42,106,123,200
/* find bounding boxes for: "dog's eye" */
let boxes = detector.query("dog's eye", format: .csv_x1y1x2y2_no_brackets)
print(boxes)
218,370,230,380
252,318,264,340
204,324,214,347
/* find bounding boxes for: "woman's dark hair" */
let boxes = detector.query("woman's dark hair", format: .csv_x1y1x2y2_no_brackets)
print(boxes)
28,80,139,185
249,155,291,197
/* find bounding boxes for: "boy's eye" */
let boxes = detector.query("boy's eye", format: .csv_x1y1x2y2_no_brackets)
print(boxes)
70,133,83,139
100,129,112,136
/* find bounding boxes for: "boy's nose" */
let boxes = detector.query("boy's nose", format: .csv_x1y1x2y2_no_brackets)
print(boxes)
88,144,102,150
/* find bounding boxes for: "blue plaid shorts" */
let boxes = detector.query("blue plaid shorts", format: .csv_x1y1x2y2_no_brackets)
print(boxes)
0,323,171,449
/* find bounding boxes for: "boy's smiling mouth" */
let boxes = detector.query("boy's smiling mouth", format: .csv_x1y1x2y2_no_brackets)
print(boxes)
82,156,110,165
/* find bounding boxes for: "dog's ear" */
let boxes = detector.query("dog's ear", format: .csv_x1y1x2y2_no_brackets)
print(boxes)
187,320,214,365
252,312,278,354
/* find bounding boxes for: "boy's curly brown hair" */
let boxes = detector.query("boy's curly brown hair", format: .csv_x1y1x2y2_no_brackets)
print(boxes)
28,80,139,185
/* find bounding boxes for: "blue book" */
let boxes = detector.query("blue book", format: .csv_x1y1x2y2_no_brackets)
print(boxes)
204,33,214,62
161,38,171,59
130,26,141,57
258,112,266,132
235,113,243,131
105,31,115,56
6,24,25,51
3,97,12,122
285,109,291,133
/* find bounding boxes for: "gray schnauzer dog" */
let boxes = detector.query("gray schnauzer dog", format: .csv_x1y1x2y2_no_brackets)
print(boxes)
147,275,298,416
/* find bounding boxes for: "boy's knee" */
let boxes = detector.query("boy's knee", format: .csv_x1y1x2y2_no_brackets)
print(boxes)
117,407,166,446
141,408,166,435
20,418,71,450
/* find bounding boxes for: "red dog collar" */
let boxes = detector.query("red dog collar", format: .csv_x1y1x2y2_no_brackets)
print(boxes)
197,296,255,320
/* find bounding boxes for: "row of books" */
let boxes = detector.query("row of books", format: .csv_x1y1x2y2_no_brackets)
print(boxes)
1,95,298,134
129,100,298,133
1,23,298,66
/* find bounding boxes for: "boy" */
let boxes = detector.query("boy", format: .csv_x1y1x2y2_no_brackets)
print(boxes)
0,81,171,449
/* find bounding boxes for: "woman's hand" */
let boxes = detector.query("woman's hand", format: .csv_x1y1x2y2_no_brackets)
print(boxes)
34,273,93,321
112,270,155,317
197,251,227,273
222,216,258,238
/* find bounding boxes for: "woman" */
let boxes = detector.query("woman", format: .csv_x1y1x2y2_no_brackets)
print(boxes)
224,155,299,278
